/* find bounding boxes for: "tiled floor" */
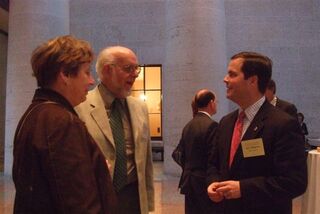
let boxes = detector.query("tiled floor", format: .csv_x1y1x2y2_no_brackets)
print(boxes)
0,161,302,214
0,173,15,213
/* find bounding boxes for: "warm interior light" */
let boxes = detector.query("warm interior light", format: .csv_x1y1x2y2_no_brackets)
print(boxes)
140,94,147,101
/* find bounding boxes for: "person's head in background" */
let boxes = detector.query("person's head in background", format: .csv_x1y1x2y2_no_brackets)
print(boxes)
31,35,95,106
95,46,140,99
265,79,276,102
297,112,305,124
224,51,272,109
194,89,217,117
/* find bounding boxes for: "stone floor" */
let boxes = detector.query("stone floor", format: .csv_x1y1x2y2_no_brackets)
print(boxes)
0,161,185,214
0,161,303,214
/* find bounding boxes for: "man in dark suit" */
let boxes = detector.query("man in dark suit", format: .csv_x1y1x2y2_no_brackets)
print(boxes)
177,89,219,214
265,79,298,118
207,52,307,214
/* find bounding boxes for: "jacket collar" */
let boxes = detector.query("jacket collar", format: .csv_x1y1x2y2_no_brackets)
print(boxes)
32,88,77,115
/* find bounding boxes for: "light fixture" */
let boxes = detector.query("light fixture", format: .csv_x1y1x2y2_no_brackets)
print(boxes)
139,94,147,101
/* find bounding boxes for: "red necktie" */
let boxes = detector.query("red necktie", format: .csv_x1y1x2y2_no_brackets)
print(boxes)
229,111,245,167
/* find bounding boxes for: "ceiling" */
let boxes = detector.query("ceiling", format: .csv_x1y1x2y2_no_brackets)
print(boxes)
0,0,9,11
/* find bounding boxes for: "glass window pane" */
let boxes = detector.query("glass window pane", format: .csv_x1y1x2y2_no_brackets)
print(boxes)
131,90,146,101
149,114,161,137
145,67,161,90
132,68,144,90
130,65,162,140
145,91,161,113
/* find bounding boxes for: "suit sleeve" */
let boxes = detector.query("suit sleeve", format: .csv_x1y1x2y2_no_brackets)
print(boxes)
240,117,307,207
206,121,224,186
286,104,298,119
172,131,186,168
142,103,155,212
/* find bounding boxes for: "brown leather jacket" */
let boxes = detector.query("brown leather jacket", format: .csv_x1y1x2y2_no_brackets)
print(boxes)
12,88,117,214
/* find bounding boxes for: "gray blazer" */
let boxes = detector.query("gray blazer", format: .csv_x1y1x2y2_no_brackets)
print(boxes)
75,86,155,214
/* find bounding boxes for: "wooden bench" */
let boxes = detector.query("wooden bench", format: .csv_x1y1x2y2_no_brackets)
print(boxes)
151,141,164,161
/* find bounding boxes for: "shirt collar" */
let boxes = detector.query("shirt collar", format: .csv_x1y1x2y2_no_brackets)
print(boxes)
270,96,277,106
241,96,266,123
198,111,212,118
33,88,77,115
98,83,125,109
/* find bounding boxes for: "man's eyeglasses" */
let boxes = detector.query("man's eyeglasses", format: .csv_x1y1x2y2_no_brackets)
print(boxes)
111,64,141,75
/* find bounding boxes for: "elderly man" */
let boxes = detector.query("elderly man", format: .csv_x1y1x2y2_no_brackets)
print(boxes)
76,46,154,214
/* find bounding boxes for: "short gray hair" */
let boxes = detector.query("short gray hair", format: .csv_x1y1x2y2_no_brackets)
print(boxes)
95,47,116,79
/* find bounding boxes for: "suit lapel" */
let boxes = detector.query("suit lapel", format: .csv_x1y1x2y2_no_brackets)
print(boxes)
126,97,141,151
243,101,270,140
89,87,115,148
230,102,270,170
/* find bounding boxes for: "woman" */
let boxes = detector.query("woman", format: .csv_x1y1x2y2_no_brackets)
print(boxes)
12,35,117,213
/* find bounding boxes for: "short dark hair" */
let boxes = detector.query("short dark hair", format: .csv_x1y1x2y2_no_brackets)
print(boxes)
231,51,272,93
266,79,276,94
195,90,215,108
31,35,94,87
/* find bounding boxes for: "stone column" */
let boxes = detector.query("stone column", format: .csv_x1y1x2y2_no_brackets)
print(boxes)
163,0,228,175
5,0,69,174
0,32,8,172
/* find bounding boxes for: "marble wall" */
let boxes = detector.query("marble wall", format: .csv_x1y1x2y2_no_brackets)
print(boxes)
69,0,320,175
3,0,320,175
224,0,320,138
0,33,7,171
163,0,228,175
4,0,69,174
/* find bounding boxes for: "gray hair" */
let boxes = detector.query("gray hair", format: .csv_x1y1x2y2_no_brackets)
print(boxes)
95,46,136,79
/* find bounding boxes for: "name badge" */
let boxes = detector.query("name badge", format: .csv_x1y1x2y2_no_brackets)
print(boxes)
241,138,265,158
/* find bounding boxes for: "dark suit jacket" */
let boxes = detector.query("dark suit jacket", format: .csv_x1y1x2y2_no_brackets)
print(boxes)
276,97,298,119
178,112,219,213
178,112,218,193
207,101,307,214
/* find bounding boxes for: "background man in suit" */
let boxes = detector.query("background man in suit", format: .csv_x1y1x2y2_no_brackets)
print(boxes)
265,79,298,118
76,46,154,214
207,52,307,214
177,89,220,214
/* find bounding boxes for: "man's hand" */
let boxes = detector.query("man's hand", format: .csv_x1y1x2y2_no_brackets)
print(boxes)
207,182,224,202
215,180,241,199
